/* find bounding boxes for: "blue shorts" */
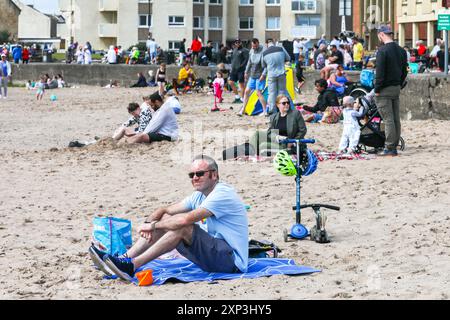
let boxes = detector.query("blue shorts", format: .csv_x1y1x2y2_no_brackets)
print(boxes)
176,224,240,273
246,77,265,91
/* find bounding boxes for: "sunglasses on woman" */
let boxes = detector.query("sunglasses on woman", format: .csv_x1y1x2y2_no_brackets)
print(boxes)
279,101,290,106
188,170,215,179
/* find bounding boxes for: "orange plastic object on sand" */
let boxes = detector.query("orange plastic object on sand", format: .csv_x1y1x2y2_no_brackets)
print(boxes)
136,270,153,286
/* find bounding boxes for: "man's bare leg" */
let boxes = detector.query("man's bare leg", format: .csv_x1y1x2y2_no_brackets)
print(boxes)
125,214,173,258
127,133,150,144
229,80,238,97
133,225,194,269
239,83,245,99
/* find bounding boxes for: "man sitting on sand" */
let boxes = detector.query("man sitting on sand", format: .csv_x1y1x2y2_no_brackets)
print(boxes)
89,155,249,281
112,99,153,141
300,79,339,121
127,91,179,144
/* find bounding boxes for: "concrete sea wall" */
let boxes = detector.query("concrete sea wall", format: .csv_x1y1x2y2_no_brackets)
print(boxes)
10,64,450,120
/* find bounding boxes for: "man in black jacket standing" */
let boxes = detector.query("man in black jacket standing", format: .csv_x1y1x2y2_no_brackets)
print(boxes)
229,39,250,103
375,25,408,157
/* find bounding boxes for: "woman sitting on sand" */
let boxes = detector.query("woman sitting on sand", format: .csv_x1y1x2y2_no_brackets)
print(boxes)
249,94,307,156
131,72,148,88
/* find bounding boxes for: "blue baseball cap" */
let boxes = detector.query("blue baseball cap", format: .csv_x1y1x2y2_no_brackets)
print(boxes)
377,24,393,34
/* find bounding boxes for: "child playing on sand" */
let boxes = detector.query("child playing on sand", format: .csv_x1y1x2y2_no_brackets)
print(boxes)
211,71,225,112
112,102,153,141
36,75,46,100
338,96,365,154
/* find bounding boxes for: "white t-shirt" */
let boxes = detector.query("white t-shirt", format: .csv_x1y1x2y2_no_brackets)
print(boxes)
143,101,179,140
76,50,84,63
84,50,92,64
293,40,302,54
107,49,117,64
148,40,157,53
165,96,182,113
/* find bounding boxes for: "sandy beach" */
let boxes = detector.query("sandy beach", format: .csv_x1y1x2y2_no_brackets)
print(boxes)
1,85,450,300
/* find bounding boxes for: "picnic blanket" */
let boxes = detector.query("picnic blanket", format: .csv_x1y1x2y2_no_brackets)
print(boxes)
233,152,376,163
315,151,377,161
131,258,320,286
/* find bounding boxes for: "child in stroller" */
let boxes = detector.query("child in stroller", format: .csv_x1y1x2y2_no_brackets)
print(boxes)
356,89,405,153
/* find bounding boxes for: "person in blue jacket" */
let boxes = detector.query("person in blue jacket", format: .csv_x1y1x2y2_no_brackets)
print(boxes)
12,45,22,64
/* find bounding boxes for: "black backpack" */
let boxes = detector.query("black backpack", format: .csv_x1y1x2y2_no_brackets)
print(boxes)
248,239,281,258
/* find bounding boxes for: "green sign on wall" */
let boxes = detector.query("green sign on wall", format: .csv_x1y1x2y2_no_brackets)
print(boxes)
438,14,450,31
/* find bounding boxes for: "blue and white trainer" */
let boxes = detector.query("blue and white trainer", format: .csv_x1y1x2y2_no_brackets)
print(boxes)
88,246,114,277
104,255,135,282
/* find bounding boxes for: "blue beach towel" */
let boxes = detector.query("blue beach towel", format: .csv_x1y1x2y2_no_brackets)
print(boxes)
131,258,320,286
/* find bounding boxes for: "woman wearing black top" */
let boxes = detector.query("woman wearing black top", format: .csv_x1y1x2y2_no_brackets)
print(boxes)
156,63,167,96
131,72,148,88
249,95,307,155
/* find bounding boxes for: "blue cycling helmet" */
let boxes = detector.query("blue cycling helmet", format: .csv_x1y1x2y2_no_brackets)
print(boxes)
302,149,318,176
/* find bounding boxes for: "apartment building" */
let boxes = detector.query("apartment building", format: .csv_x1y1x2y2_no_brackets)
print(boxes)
397,0,449,47
58,0,139,50
58,0,337,52
353,0,397,51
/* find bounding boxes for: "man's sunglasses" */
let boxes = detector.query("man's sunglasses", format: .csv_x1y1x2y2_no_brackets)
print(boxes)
188,170,215,179
280,101,290,106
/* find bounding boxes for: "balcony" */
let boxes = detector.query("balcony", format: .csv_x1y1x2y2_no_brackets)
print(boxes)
99,0,118,11
98,23,118,38
291,0,321,14
290,25,320,39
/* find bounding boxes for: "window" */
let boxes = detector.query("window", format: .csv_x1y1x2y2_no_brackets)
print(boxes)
240,0,253,5
168,16,184,26
209,16,222,29
339,0,352,16
266,17,280,30
239,17,254,30
266,0,280,4
193,16,204,29
168,41,181,52
209,0,222,4
295,14,320,26
292,0,317,11
193,0,204,3
139,14,152,27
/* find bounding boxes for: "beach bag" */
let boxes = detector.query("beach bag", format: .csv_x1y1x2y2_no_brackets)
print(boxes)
360,69,375,88
321,106,342,124
92,217,132,256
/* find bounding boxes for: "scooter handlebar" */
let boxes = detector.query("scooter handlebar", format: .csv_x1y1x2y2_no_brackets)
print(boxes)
280,139,316,145
299,204,341,211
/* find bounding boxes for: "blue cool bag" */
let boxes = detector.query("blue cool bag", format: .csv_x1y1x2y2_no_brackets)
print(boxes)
93,217,132,256
360,69,375,88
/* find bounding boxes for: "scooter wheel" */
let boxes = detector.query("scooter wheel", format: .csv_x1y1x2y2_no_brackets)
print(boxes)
283,228,288,242
291,224,309,239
